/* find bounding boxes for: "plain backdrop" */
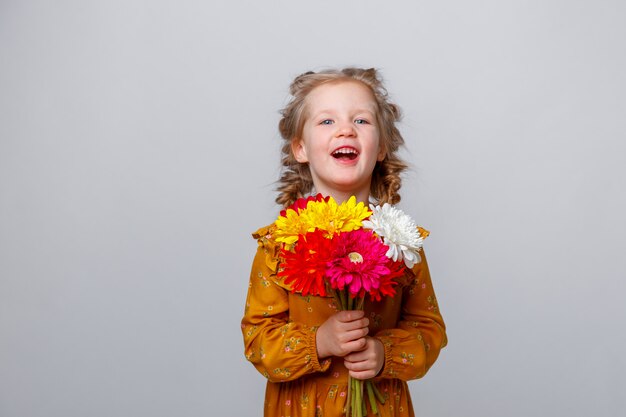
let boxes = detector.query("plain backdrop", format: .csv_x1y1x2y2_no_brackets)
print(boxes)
1,1,625,416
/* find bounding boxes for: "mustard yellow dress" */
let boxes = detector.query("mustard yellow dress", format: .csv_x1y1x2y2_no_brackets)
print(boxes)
241,224,447,417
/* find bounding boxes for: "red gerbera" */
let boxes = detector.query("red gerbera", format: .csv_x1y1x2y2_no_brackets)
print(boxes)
367,260,405,301
278,229,332,296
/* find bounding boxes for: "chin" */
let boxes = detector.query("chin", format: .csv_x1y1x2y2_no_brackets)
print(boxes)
331,181,371,193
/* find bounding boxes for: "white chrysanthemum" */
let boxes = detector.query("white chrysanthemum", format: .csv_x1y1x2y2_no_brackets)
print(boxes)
362,203,424,268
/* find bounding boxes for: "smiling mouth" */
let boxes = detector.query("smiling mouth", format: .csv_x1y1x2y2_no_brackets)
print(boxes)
331,147,359,161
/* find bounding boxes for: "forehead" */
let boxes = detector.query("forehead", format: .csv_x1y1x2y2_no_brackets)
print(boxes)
305,81,377,114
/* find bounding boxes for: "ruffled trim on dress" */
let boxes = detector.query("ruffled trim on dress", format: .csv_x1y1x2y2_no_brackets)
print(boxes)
401,226,430,286
252,224,295,292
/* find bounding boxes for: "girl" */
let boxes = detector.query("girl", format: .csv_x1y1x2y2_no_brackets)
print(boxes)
241,68,447,417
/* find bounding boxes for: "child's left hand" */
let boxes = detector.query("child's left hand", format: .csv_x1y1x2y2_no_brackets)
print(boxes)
343,336,385,380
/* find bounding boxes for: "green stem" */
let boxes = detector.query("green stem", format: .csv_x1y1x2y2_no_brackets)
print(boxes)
356,296,365,311
354,379,363,417
360,380,366,417
340,289,347,311
366,381,379,416
333,290,344,312
343,295,370,416
345,375,352,416
371,380,385,404
350,379,359,417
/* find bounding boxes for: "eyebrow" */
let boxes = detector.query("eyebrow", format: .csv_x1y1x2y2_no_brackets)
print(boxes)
312,108,376,117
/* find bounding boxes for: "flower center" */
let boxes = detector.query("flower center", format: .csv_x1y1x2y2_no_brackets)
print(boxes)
348,252,363,264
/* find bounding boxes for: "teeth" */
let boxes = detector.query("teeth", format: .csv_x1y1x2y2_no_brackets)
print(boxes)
332,148,358,155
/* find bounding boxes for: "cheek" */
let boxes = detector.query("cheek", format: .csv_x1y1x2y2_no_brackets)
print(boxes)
306,137,327,156
371,135,383,158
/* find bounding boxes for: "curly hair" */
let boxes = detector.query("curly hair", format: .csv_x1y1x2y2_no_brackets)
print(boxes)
275,67,408,208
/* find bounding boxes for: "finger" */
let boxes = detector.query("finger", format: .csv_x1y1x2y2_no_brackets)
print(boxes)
344,350,370,363
339,328,369,343
339,317,369,331
336,310,365,322
344,359,372,372
348,369,377,380
341,337,367,354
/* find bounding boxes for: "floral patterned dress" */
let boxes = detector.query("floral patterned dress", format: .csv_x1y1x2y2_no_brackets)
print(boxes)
241,224,447,417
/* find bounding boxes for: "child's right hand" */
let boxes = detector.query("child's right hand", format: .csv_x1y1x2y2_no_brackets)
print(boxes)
316,310,369,359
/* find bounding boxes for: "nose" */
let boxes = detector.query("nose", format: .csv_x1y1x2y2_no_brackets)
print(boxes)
335,123,356,138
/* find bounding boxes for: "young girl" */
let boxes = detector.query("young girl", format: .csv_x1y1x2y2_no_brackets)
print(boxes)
241,68,447,417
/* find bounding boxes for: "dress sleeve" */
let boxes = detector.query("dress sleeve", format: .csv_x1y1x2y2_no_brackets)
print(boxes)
241,227,332,382
374,250,447,381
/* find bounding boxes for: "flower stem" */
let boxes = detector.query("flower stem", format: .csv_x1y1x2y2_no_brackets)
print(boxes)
371,380,385,404
360,380,366,416
340,289,348,311
352,377,359,416
356,296,365,311
343,294,372,417
366,380,379,416
345,375,352,416
354,377,363,417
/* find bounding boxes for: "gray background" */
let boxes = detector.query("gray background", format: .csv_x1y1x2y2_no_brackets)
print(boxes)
1,1,625,416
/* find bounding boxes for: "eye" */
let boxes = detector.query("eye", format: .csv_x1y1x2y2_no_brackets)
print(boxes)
320,119,334,125
355,118,370,125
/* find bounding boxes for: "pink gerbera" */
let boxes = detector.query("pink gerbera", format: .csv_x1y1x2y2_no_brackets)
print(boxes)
326,229,391,297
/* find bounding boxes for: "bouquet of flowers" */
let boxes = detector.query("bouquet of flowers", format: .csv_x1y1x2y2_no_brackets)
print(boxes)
273,194,428,417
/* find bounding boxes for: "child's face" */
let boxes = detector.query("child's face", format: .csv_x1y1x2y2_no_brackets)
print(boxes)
292,81,385,201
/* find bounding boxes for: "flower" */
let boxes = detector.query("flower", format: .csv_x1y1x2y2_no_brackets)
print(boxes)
302,196,371,238
277,230,332,296
274,195,371,245
279,193,329,217
326,229,391,297
274,207,313,246
362,203,425,268
368,260,405,301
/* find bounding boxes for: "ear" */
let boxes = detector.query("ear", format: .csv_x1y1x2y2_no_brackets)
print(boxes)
377,144,386,162
291,139,309,163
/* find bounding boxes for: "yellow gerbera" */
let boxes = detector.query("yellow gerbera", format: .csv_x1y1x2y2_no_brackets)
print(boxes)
274,196,372,244
274,208,313,245
301,196,372,238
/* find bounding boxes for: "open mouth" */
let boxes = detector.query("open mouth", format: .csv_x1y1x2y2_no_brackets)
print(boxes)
331,147,359,161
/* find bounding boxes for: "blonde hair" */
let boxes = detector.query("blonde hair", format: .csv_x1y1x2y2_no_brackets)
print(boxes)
276,67,408,208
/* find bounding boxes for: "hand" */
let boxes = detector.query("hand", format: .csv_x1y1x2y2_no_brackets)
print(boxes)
343,337,385,380
316,310,369,359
